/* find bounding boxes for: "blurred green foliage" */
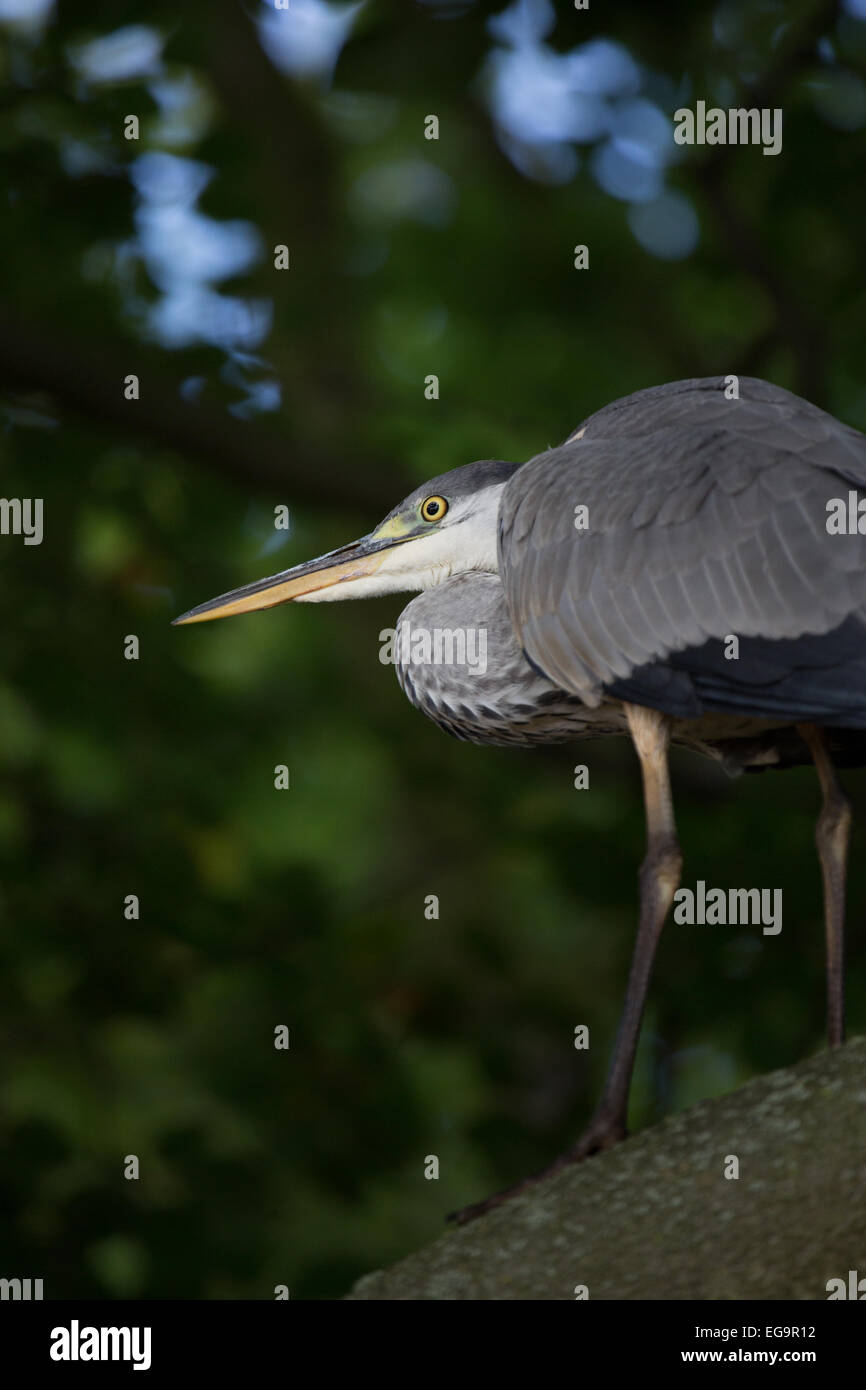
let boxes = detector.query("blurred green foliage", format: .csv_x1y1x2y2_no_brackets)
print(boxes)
0,0,865,1299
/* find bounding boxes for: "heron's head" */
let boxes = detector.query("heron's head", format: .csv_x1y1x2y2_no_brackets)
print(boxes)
173,458,521,625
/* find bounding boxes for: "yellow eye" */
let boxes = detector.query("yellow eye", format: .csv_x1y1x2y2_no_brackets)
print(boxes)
420,495,448,523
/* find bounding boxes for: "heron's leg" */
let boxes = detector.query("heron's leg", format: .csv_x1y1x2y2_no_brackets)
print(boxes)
796,723,850,1048
565,702,682,1156
451,704,680,1224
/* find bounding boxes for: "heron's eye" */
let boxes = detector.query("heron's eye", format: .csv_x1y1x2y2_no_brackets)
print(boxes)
420,495,448,523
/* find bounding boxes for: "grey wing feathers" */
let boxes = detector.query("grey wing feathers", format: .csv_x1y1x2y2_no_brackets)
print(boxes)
499,377,866,707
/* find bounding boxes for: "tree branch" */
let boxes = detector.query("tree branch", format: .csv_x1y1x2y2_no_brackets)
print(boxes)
0,315,387,512
349,1038,866,1299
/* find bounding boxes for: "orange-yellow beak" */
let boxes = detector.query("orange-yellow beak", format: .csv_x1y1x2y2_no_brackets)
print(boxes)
172,531,404,626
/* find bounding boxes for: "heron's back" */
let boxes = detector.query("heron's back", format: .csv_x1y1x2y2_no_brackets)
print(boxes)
498,376,866,743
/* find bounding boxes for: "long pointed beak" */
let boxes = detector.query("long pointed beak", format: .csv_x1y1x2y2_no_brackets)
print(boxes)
172,532,403,626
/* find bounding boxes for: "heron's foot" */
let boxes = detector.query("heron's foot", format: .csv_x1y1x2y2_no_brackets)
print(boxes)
566,1108,629,1161
448,1110,628,1226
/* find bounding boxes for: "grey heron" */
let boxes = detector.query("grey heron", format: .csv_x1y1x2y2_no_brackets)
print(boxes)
175,376,865,1222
